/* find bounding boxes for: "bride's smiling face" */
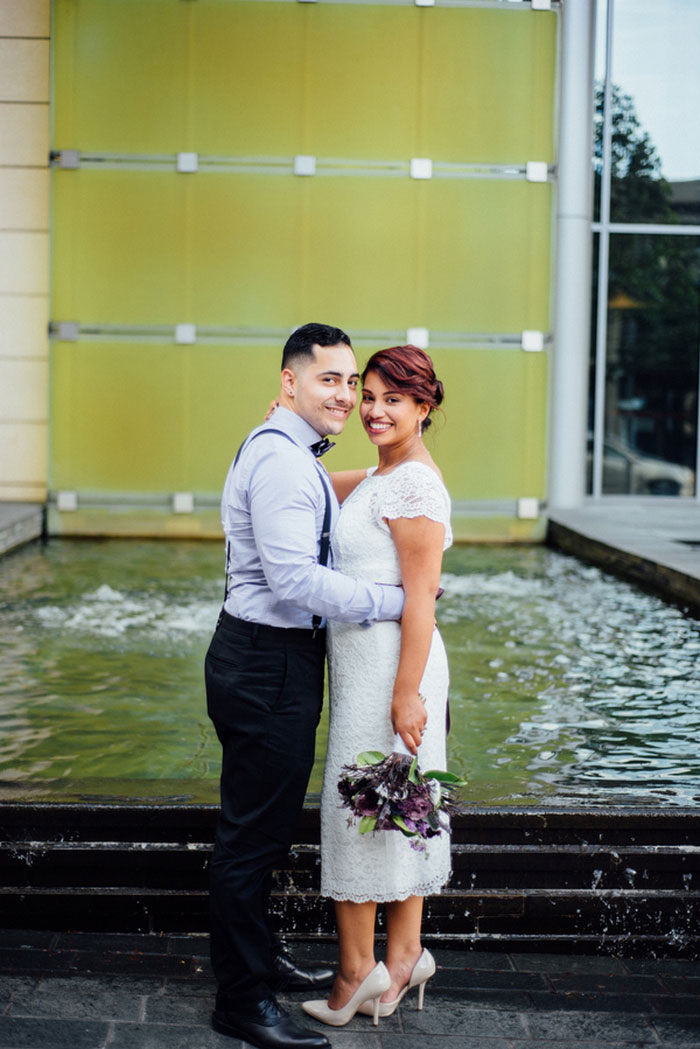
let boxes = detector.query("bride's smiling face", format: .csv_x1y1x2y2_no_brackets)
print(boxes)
360,370,429,447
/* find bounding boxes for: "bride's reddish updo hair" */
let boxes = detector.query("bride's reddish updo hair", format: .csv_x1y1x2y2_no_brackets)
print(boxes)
361,345,444,430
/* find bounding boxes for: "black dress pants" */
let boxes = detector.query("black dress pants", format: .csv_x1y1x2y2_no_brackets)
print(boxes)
205,612,326,1007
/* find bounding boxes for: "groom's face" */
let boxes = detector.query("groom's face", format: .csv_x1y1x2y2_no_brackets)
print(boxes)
284,343,360,436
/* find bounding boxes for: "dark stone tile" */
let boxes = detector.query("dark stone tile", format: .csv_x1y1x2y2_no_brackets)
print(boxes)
380,1038,511,1049
649,996,700,1016
424,988,533,1011
660,977,700,996
300,1034,379,1049
402,1004,527,1038
160,975,214,997
652,1015,700,1044
37,950,197,977
526,1011,657,1043
529,991,656,1014
109,1021,231,1049
9,983,144,1021
512,1044,658,1049
625,958,700,977
163,934,210,957
435,969,546,991
430,948,516,972
0,975,37,1002
55,935,170,956
36,975,163,995
548,973,665,995
0,1016,109,1049
0,948,68,974
0,932,55,950
512,953,628,975
145,994,211,1024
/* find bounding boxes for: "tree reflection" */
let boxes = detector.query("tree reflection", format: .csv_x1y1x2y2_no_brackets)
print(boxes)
591,85,699,483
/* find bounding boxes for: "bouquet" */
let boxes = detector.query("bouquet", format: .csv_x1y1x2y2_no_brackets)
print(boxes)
338,732,466,853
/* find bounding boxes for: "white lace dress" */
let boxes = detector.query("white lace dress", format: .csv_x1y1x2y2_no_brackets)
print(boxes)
321,461,453,902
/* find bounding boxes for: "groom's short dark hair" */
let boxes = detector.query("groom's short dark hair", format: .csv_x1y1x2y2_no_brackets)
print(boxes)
282,323,352,370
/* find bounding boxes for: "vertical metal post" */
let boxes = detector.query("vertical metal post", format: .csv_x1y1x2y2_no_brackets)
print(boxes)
592,0,615,499
696,327,700,500
548,0,597,509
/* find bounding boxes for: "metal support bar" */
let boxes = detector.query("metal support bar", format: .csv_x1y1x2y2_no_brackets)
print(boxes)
548,0,596,509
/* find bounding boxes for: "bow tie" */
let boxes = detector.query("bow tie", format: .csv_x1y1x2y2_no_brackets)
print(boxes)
309,437,335,459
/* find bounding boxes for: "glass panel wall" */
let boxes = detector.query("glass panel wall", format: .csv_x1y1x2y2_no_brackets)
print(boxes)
590,0,700,498
609,0,700,226
601,234,699,495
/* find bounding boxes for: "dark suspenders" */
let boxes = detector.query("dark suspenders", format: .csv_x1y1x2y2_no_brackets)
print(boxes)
222,428,333,631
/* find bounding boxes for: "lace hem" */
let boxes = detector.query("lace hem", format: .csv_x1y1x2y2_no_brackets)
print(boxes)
322,872,452,904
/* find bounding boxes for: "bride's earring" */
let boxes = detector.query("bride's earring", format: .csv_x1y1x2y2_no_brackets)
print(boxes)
417,418,423,438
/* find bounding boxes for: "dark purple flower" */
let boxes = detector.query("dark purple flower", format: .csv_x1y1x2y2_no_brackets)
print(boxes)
355,788,381,817
400,788,434,820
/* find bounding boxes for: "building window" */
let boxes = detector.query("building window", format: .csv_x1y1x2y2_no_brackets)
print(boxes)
589,0,700,498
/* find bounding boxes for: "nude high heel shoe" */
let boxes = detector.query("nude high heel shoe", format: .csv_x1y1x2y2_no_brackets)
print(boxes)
357,948,436,1018
302,962,391,1027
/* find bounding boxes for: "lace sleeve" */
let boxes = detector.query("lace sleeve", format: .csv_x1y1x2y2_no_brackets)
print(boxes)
379,464,452,545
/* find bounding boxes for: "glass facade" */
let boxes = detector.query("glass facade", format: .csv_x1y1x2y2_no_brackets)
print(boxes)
590,0,700,498
50,0,557,530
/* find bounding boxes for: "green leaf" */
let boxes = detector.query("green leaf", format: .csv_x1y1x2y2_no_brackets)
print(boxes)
357,751,386,765
408,756,419,784
359,816,377,834
392,815,416,837
424,770,467,785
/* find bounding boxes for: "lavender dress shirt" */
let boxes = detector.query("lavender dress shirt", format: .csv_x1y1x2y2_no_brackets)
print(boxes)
221,407,404,629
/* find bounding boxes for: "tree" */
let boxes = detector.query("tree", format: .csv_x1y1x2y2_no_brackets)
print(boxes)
591,85,699,470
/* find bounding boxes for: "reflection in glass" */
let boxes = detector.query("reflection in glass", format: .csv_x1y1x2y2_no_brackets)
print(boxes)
596,235,699,496
594,0,700,226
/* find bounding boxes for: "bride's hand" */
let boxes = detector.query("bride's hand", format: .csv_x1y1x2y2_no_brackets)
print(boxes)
391,689,427,755
264,397,280,421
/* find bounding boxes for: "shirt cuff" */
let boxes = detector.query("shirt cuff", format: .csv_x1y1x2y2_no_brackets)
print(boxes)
377,582,404,621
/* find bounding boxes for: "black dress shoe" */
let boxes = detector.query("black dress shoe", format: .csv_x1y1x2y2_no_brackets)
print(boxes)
272,951,335,991
212,997,330,1049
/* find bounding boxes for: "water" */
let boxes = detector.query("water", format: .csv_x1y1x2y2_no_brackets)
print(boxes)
1,539,699,807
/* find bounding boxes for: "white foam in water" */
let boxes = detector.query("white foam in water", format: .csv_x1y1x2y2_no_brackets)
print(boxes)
36,588,219,641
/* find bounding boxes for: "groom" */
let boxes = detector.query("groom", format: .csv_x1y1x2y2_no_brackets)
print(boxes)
205,322,405,1049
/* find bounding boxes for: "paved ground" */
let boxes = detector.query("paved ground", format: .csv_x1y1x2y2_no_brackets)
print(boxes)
547,501,700,614
1,931,699,1049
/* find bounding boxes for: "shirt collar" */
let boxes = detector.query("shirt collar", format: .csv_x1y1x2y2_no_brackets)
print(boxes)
264,405,327,451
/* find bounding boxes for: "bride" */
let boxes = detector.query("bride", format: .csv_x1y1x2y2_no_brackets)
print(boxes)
304,344,452,1026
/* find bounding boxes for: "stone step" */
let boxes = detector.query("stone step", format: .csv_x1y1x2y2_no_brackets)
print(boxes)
1,803,698,956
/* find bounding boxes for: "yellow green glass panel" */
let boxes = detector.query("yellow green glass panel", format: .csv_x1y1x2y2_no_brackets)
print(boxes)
301,178,417,331
189,176,303,327
422,181,552,332
51,171,188,324
51,343,188,492
50,342,547,506
428,349,548,500
190,3,305,157
188,345,287,490
52,0,555,163
52,0,189,154
52,173,551,333
421,9,557,163
304,7,419,159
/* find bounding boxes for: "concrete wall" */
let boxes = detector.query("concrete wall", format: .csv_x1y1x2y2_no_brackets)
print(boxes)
0,0,50,503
